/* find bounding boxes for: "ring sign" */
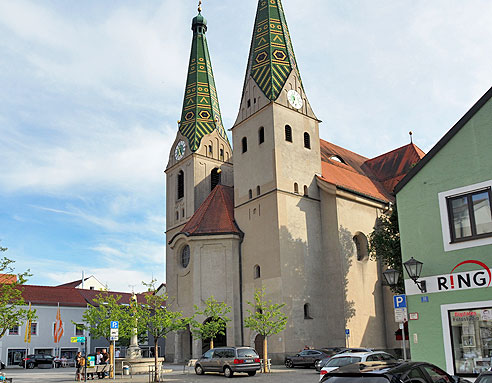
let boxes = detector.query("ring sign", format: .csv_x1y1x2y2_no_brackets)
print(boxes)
393,295,407,309
110,321,119,329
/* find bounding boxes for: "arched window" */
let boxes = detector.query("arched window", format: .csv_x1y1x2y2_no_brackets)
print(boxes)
353,232,369,261
304,185,309,196
180,245,190,268
254,265,261,279
208,144,213,156
176,211,179,220
211,168,221,191
220,148,224,160
177,170,184,199
304,303,312,319
294,183,299,194
242,137,248,153
258,127,265,144
304,132,311,149
257,186,261,196
249,189,253,199
285,125,292,142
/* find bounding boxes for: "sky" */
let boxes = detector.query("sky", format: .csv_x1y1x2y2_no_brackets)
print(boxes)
1,0,492,292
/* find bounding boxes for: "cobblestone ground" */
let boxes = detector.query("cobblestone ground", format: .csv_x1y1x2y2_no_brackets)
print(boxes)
3,365,318,383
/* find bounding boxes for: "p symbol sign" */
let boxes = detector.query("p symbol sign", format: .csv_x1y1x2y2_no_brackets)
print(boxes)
393,295,407,309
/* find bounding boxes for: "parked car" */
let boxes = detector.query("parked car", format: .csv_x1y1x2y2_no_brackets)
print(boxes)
319,351,396,379
285,349,331,368
315,348,374,371
476,370,492,383
19,354,54,369
320,360,472,383
194,347,261,378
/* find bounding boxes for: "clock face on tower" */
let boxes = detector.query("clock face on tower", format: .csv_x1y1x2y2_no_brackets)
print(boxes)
174,140,186,161
287,89,303,110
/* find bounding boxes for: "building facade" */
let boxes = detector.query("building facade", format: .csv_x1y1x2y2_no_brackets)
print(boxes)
395,87,492,377
166,0,424,363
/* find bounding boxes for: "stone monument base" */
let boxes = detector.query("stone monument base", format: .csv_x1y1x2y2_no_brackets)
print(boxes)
114,357,166,375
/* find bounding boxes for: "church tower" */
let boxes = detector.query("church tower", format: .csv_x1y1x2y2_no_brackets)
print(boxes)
232,0,327,358
165,5,238,362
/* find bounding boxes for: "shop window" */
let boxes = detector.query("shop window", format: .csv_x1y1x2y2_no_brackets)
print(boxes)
254,265,261,279
446,188,492,243
304,132,311,149
285,125,292,142
258,127,265,144
353,232,369,261
449,307,492,375
242,137,248,153
177,171,185,200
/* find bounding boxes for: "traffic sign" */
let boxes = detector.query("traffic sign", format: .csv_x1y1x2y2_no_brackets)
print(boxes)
71,336,86,343
393,295,407,309
110,321,119,329
395,307,408,323
110,335,119,341
345,329,350,336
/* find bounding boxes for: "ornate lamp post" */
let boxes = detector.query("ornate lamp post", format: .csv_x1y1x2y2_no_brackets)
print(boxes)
403,257,427,293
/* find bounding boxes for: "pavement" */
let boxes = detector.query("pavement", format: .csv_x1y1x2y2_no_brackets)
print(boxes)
1,364,318,383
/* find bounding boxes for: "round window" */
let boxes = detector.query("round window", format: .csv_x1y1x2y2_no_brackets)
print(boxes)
180,245,190,268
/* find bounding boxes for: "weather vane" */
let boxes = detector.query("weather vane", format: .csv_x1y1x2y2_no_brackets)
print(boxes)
198,0,202,13
409,131,413,144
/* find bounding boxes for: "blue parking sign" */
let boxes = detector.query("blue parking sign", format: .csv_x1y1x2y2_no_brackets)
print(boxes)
110,321,119,329
393,295,407,309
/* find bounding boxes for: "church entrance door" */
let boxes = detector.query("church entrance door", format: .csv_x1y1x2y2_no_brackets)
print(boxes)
201,318,227,353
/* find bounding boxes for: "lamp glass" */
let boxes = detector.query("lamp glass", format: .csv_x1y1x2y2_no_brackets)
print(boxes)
404,257,423,280
383,269,399,286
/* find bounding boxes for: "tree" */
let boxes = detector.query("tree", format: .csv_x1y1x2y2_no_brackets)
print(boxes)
0,246,36,339
139,280,188,382
244,288,288,373
191,296,231,350
368,206,404,293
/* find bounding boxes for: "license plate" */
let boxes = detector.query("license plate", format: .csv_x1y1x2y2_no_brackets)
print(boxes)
246,359,253,363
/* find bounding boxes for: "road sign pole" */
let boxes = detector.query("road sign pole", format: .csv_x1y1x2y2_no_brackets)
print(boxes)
84,336,87,382
113,339,116,381
399,323,407,360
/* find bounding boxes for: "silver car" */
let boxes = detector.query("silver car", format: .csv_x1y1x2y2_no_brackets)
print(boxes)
195,347,261,378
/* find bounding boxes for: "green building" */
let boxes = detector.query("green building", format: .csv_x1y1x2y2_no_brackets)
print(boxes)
395,87,492,378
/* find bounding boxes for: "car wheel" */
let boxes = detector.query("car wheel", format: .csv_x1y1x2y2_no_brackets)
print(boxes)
27,363,35,369
195,364,204,375
285,359,294,368
247,371,256,377
314,360,320,369
224,366,234,378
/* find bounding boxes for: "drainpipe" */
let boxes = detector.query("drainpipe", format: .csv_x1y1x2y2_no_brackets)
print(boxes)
239,235,245,346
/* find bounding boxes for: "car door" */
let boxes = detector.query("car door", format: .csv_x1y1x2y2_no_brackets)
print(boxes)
420,364,452,383
310,351,323,365
297,350,311,366
402,366,430,383
210,349,224,371
200,349,214,371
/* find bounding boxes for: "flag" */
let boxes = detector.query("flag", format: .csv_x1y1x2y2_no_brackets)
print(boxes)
54,304,64,343
24,302,32,344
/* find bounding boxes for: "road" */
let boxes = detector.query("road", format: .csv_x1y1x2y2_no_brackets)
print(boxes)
3,364,318,383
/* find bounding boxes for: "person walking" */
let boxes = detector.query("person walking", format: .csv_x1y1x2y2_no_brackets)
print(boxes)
75,352,85,381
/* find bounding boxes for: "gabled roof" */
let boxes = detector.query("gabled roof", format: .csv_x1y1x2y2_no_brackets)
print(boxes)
395,85,492,194
179,185,241,237
178,11,228,152
242,0,303,101
319,139,425,203
0,274,17,284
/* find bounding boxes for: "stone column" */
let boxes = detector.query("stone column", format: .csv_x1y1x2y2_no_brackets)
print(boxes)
192,338,202,359
173,332,182,363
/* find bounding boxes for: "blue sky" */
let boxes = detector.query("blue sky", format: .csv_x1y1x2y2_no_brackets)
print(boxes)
1,0,492,292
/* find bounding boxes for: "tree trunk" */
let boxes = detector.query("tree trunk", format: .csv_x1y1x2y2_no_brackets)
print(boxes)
210,338,214,350
109,342,114,379
154,336,159,382
263,337,268,373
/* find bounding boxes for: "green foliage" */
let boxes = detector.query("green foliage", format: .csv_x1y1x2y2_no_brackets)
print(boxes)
368,207,404,294
190,296,231,342
0,250,37,339
244,288,287,337
79,291,136,341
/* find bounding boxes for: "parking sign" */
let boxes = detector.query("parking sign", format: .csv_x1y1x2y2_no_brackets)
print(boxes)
393,295,407,309
110,321,119,329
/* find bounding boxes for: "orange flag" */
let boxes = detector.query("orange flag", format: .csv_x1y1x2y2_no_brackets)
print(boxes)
54,304,64,343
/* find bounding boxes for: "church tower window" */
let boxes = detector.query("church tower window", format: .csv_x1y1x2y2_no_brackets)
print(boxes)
208,144,213,156
220,148,224,160
211,168,221,191
304,303,313,319
353,232,369,261
180,245,190,269
294,183,299,194
242,137,248,153
304,185,309,196
304,132,311,149
249,189,253,199
177,171,185,200
258,127,265,144
254,265,261,279
285,125,292,142
257,186,261,196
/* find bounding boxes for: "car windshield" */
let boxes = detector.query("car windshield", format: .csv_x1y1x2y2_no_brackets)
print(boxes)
237,349,259,358
322,377,390,383
326,357,362,367
477,376,492,383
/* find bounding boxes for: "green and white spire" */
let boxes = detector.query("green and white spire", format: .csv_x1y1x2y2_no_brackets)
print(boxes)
243,0,304,101
178,4,228,152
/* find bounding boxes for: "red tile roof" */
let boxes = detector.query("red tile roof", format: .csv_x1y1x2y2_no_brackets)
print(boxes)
0,274,17,284
319,139,425,202
179,185,241,237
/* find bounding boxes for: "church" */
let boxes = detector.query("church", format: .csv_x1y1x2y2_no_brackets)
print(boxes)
165,0,424,363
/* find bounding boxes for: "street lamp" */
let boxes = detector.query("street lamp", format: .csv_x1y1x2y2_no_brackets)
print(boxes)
382,268,400,287
403,257,427,293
